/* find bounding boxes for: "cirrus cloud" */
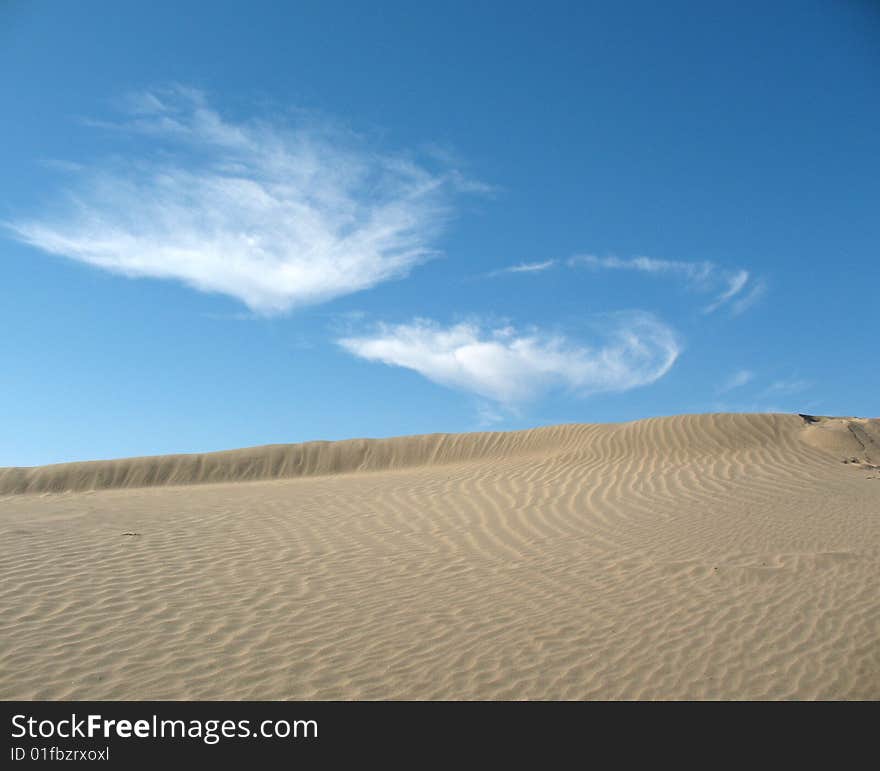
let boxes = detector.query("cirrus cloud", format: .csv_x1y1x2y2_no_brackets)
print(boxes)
488,253,765,316
568,255,761,315
6,86,468,315
717,369,755,394
339,312,680,404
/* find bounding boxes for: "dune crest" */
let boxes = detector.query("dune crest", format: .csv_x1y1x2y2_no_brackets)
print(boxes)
3,412,877,496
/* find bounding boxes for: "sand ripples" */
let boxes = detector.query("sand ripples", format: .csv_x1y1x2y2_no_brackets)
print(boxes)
1,413,878,699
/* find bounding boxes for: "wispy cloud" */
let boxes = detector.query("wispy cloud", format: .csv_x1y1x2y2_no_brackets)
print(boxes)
717,369,755,394
703,269,750,313
760,378,810,397
488,253,763,315
729,278,767,315
6,86,472,315
36,159,85,173
711,373,814,413
476,402,506,426
568,254,715,283
568,254,760,314
485,259,558,277
338,312,680,404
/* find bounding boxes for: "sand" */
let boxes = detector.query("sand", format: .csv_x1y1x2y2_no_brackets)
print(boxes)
1,412,878,700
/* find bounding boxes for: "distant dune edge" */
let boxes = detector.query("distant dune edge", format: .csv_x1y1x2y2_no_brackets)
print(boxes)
2,412,878,495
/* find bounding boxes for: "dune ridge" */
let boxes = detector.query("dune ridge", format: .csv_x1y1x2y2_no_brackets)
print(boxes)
3,412,877,496
2,412,878,700
0,423,580,495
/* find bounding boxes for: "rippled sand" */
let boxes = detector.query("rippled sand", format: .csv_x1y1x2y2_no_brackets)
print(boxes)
1,413,878,699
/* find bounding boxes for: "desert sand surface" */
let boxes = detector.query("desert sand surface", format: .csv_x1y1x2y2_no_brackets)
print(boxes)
1,412,878,700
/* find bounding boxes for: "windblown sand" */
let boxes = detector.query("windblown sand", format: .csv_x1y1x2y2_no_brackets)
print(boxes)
1,413,878,700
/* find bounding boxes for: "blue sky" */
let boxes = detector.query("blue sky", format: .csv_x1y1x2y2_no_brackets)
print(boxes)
2,0,878,466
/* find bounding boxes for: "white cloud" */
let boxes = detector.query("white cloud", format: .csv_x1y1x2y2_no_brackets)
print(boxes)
476,402,507,426
6,86,467,315
703,269,749,313
503,259,558,273
339,313,680,404
730,278,767,315
485,259,558,277
37,159,85,173
566,254,760,314
717,369,754,394
761,378,810,396
568,254,714,282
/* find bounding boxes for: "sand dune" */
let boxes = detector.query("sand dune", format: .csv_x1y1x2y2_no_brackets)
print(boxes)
1,412,878,699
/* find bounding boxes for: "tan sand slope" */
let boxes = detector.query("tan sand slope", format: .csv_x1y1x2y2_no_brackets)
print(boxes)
1,412,878,699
